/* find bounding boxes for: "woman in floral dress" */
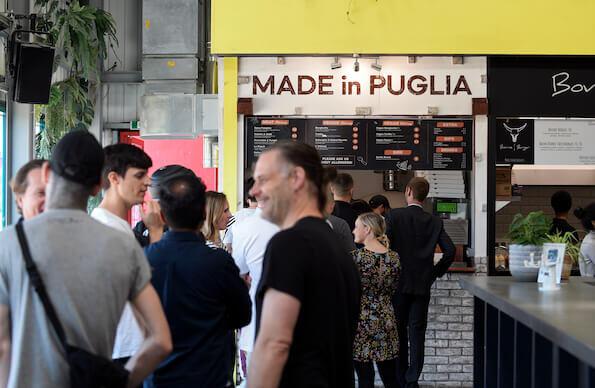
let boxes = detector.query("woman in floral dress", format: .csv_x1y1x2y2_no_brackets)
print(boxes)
352,212,401,388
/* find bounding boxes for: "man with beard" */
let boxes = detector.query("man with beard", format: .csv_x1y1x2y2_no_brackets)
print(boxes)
248,141,360,388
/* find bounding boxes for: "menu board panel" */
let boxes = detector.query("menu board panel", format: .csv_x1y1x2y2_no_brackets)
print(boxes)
245,117,306,169
534,120,595,165
430,120,473,170
309,119,368,169
370,119,429,171
245,116,473,171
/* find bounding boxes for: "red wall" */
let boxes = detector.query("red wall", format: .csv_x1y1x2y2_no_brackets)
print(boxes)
120,132,218,190
119,132,219,225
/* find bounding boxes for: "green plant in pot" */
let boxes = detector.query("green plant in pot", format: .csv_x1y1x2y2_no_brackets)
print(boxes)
507,211,551,281
546,231,580,281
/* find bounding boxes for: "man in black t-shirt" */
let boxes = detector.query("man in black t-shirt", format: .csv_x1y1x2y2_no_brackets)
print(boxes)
248,141,361,388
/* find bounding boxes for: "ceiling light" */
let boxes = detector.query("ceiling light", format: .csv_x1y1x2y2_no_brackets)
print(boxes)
353,54,360,72
371,58,382,71
331,57,342,70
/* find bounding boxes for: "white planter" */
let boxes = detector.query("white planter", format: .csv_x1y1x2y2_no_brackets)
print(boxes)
509,244,542,282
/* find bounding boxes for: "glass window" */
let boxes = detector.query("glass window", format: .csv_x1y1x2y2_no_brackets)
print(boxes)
0,100,5,230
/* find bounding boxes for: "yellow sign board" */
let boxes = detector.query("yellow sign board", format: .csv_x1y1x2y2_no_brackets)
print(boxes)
212,0,595,55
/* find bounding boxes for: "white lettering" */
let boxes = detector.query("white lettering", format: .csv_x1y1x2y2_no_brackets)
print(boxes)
552,72,595,97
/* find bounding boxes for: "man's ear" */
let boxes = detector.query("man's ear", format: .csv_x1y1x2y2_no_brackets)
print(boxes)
290,166,307,192
41,161,51,185
107,171,121,187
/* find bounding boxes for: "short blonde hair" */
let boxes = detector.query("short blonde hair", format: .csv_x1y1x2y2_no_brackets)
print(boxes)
201,191,228,243
357,212,389,247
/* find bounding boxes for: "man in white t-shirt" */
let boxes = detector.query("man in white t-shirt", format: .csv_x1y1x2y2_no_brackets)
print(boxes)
231,205,279,386
91,143,163,366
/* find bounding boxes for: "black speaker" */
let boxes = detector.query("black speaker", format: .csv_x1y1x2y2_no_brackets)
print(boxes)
12,42,55,104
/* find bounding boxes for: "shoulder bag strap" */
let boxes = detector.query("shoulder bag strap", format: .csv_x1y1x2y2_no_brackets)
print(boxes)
15,220,69,352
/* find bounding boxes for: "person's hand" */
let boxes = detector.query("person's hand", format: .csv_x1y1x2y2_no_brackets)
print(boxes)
141,200,165,243
242,273,252,288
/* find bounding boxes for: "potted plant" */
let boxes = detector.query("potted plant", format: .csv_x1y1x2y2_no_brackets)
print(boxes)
546,232,581,281
507,211,551,281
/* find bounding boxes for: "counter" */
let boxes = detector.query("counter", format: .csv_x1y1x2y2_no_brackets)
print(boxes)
460,277,595,388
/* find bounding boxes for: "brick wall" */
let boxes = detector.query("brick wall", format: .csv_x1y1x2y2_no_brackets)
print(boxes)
416,257,488,388
495,185,595,241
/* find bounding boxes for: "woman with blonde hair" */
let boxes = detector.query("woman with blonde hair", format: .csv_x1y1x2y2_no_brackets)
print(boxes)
351,212,401,388
202,191,232,249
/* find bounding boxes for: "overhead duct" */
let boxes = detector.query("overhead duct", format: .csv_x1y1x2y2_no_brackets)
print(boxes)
140,0,217,138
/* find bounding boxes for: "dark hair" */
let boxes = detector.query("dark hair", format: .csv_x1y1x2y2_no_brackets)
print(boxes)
351,199,373,216
159,175,207,230
574,203,595,231
407,177,430,202
11,159,46,195
102,144,152,190
149,164,195,199
331,173,354,196
267,141,337,212
245,177,256,204
551,190,572,214
369,194,391,211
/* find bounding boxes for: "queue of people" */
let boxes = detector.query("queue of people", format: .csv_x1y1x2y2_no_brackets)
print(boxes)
2,132,594,388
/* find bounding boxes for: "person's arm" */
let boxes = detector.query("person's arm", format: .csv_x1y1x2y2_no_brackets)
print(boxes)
433,222,456,279
385,210,395,249
0,305,10,388
220,256,252,329
124,284,172,388
247,289,300,388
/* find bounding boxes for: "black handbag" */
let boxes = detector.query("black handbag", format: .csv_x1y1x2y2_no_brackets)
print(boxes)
15,220,130,388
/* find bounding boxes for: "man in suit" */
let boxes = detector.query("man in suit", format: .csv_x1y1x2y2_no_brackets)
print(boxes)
385,177,455,388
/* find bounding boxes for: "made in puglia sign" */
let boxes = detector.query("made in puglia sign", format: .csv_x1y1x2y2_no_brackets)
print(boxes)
252,74,472,96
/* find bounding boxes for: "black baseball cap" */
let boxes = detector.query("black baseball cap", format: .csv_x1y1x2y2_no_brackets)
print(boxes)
150,165,196,199
50,130,104,187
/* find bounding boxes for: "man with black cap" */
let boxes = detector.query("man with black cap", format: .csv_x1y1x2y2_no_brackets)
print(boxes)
0,131,172,387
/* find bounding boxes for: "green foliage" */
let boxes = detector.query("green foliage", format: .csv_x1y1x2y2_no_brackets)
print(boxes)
547,231,581,265
34,0,118,158
508,211,551,246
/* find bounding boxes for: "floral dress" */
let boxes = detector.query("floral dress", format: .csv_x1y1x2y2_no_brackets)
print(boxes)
352,248,401,362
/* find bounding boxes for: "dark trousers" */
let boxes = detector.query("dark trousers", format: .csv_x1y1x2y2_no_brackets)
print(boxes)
394,293,431,388
354,359,399,388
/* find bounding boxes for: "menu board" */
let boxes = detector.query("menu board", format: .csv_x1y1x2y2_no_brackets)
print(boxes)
534,120,595,165
430,120,472,170
309,119,368,169
370,119,429,170
245,117,306,169
245,117,473,171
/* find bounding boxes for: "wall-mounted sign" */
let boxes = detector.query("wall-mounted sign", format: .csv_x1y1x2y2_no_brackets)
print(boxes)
495,119,535,164
245,117,473,171
489,56,595,117
238,57,486,116
496,119,595,165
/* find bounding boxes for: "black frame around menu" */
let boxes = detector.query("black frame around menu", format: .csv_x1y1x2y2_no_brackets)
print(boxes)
244,116,473,173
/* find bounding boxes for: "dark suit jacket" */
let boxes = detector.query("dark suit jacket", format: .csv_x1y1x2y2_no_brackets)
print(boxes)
386,205,455,295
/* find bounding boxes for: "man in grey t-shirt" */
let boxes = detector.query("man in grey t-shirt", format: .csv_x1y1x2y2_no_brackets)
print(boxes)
0,132,172,388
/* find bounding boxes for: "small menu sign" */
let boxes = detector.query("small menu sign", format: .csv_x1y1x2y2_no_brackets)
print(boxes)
495,119,535,164
310,119,368,169
430,120,471,170
245,117,305,169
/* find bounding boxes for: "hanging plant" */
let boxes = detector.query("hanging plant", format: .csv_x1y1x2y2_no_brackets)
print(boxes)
34,0,118,158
